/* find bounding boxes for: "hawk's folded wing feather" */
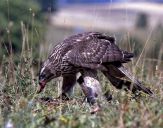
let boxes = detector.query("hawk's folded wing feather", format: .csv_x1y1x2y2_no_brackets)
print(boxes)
65,33,133,70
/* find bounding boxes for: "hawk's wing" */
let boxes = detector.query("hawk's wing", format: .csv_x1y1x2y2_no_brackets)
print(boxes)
65,32,133,70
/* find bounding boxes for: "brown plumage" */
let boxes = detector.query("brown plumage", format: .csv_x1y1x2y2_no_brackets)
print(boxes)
38,32,153,105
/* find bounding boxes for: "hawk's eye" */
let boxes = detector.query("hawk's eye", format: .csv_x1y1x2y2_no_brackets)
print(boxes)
39,73,46,80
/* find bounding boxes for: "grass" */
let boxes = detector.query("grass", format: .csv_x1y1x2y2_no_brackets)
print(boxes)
0,64,163,128
0,25,163,128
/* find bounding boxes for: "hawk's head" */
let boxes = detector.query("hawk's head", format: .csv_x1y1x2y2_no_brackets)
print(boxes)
37,60,55,93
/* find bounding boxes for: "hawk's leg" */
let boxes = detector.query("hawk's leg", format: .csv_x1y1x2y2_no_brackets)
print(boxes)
59,74,76,100
78,69,102,113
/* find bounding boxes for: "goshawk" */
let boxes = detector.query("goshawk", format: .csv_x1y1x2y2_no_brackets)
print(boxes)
38,32,153,110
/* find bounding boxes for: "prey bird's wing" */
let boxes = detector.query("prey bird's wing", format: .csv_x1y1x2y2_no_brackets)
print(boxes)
118,66,153,95
103,64,153,95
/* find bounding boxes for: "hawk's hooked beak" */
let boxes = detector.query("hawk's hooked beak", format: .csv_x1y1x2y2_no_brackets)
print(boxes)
37,80,46,93
37,67,54,93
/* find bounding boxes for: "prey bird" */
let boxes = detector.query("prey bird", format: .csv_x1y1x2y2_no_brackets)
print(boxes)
38,32,153,110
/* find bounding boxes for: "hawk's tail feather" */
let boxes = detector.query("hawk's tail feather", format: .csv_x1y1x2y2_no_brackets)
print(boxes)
123,51,134,58
122,51,134,63
118,66,153,95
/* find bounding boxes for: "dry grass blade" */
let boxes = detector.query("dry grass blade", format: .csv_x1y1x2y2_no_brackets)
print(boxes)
136,28,153,67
